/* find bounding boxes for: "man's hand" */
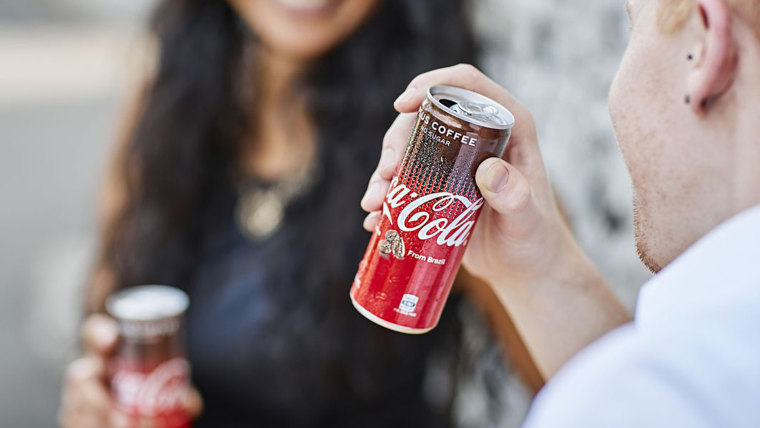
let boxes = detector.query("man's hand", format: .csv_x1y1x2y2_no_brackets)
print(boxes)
361,64,630,378
361,63,578,288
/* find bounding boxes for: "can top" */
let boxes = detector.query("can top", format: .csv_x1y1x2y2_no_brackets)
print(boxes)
428,85,515,130
106,285,189,322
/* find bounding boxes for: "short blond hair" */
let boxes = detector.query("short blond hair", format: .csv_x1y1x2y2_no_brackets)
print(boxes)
658,0,760,33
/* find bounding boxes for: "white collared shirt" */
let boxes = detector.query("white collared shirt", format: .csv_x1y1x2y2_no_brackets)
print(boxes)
523,205,760,428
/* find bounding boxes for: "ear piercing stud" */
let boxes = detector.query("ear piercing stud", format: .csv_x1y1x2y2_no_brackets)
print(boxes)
684,95,709,107
685,54,694,104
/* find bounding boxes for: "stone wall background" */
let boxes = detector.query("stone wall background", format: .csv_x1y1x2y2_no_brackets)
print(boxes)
0,0,651,426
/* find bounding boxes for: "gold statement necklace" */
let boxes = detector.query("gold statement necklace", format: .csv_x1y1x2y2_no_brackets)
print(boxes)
235,158,320,241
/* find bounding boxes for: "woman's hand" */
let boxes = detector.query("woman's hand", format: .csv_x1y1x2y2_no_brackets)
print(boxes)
361,64,630,378
59,314,203,428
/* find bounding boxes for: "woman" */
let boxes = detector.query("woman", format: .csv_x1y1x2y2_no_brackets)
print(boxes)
59,0,517,427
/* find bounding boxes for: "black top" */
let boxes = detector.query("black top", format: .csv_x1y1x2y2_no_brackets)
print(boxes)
184,160,466,428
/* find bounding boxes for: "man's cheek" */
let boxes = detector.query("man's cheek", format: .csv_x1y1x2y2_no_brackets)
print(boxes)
608,81,626,144
608,56,638,142
608,90,637,159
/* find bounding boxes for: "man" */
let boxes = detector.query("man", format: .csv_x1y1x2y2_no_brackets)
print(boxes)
361,0,760,425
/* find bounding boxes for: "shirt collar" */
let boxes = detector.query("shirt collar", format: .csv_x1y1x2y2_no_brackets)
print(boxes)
635,204,760,330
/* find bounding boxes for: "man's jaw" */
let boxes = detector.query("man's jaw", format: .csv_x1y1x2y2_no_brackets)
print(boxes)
633,200,663,274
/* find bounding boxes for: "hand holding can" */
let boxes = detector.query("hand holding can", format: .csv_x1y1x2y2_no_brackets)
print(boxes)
59,308,203,428
358,65,592,332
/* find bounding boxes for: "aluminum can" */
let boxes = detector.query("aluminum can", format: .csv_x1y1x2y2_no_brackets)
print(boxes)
350,85,514,334
106,285,191,428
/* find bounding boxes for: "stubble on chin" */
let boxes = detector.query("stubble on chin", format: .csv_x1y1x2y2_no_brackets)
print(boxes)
633,197,663,274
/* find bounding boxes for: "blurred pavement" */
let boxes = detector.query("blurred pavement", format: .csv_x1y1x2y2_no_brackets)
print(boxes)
0,1,153,426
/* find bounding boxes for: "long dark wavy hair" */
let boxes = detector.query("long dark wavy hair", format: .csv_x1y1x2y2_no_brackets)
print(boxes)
100,0,477,291
94,0,487,425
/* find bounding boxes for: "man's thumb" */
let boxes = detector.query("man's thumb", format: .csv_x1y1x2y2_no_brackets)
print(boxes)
475,158,541,236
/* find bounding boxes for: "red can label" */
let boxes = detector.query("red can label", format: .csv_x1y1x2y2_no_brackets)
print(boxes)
351,96,507,332
111,357,191,428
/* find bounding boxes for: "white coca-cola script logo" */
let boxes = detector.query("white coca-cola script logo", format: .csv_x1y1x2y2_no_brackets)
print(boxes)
112,358,189,417
382,177,484,247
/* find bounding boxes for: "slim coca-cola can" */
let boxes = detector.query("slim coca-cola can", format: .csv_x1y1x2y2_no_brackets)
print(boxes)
106,285,192,427
351,85,515,334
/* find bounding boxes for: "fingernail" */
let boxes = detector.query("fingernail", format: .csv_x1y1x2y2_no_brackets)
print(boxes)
96,321,118,342
183,388,203,417
361,181,379,208
378,148,395,174
364,211,379,228
394,89,414,105
482,161,509,192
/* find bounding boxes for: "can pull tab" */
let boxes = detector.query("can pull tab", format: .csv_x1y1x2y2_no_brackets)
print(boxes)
459,101,497,115
450,101,507,126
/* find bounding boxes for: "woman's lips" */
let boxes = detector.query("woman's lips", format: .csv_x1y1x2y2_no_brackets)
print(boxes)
273,0,337,14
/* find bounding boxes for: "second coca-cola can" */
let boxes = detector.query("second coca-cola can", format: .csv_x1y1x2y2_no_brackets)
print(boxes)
106,285,192,428
351,85,514,334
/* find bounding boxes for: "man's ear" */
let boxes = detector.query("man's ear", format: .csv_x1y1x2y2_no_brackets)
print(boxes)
687,0,737,114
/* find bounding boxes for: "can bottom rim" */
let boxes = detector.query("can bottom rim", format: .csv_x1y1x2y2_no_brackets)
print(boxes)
350,295,433,335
